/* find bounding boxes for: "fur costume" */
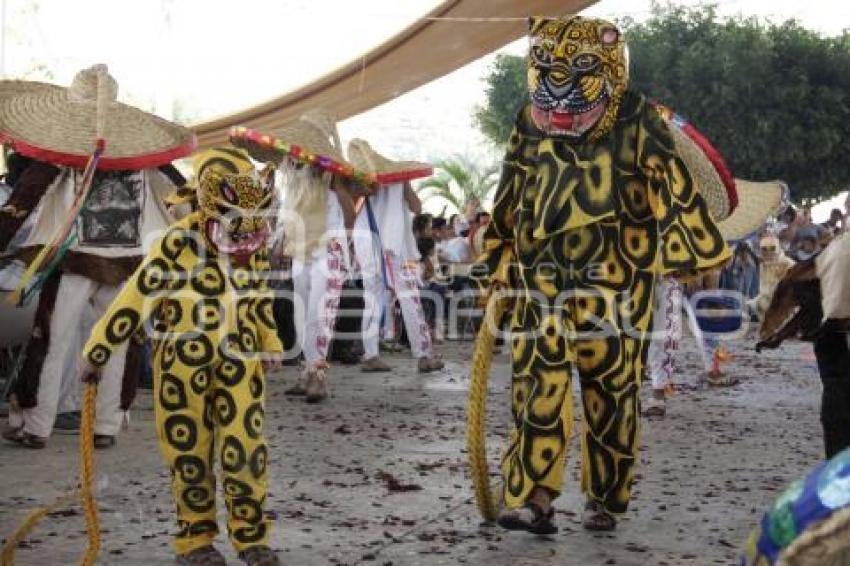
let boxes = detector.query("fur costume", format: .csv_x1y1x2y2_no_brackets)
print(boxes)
82,157,282,556
476,16,731,517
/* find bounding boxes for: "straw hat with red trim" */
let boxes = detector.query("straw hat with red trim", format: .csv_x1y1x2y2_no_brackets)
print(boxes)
347,138,432,184
717,179,789,242
0,64,196,170
652,101,737,222
230,109,377,187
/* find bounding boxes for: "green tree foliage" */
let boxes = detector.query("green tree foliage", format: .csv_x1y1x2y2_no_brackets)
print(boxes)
474,4,850,202
417,155,499,212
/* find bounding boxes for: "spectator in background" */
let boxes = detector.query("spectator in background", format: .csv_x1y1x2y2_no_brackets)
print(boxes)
417,236,447,339
790,223,829,261
464,197,481,225
823,208,845,236
412,213,433,240
469,211,491,257
776,205,798,253
442,217,472,263
722,241,759,299
749,234,795,322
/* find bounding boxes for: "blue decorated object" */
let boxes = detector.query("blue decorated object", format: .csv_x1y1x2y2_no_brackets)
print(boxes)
742,448,850,565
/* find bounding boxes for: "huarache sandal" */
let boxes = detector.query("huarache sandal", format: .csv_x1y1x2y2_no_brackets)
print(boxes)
305,368,328,403
417,356,445,373
706,369,739,387
641,396,667,418
175,545,226,566
93,434,116,450
284,371,307,396
582,499,617,531
238,545,281,566
497,501,558,535
2,426,47,449
361,357,392,372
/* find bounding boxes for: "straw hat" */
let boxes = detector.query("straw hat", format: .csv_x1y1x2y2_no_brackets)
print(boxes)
652,102,737,222
0,65,196,170
347,139,432,184
717,179,788,242
230,109,376,187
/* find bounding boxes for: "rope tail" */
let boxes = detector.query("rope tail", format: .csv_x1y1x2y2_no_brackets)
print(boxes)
78,382,100,566
465,284,507,522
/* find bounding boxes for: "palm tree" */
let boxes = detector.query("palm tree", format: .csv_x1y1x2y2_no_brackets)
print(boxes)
417,155,499,213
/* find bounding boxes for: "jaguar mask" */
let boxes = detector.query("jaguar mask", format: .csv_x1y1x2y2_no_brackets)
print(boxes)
527,15,628,141
198,164,275,257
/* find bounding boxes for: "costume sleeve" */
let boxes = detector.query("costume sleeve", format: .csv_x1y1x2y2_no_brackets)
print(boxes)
638,104,731,277
253,253,284,355
471,119,524,295
0,161,61,251
81,232,176,368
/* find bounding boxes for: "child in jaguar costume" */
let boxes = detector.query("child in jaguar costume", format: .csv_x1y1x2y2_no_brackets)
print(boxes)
477,16,731,533
80,150,283,566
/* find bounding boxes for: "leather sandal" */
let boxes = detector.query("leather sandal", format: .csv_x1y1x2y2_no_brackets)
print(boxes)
641,396,666,418
706,369,739,387
497,501,558,535
93,434,116,449
417,356,445,373
305,368,328,403
284,371,307,396
2,426,46,449
361,357,392,372
238,545,280,566
582,499,617,531
175,544,226,566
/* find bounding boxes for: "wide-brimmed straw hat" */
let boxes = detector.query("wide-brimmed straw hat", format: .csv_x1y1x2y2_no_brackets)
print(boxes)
0,64,196,170
653,102,737,222
347,139,432,184
230,109,376,187
717,179,788,242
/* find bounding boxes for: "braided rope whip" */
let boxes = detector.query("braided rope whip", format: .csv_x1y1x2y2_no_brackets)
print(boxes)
466,283,508,522
78,382,101,566
1,382,100,566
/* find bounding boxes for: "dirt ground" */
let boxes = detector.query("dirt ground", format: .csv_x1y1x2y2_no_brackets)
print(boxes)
0,335,824,565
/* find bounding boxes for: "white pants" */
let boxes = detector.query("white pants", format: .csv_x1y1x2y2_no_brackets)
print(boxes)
9,273,127,437
648,278,715,391
291,239,347,366
361,251,432,360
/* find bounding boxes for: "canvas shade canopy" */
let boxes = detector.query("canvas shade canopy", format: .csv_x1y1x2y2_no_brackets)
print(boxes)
191,0,597,149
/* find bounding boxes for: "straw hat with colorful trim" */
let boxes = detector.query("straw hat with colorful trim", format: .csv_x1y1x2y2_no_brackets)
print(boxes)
347,139,432,184
230,109,376,187
652,102,737,222
0,64,196,170
717,179,788,242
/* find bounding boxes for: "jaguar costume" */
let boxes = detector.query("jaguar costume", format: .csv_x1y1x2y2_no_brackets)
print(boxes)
81,153,283,566
478,16,731,531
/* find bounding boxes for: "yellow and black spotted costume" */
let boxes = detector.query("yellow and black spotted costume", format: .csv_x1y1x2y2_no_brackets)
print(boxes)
82,157,283,556
477,16,731,515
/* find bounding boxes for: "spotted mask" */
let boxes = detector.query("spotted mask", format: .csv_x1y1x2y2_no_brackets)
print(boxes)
197,164,275,257
527,15,628,141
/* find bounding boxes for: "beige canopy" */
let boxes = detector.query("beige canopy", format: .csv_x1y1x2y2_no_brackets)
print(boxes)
191,0,596,148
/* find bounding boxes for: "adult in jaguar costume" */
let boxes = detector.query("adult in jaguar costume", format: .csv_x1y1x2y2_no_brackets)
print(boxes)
80,151,283,566
477,16,731,533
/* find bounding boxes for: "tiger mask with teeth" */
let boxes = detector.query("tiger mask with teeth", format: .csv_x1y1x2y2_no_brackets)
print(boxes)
527,15,627,141
197,162,275,258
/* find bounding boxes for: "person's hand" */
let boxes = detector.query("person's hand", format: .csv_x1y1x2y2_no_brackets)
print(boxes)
80,359,103,384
